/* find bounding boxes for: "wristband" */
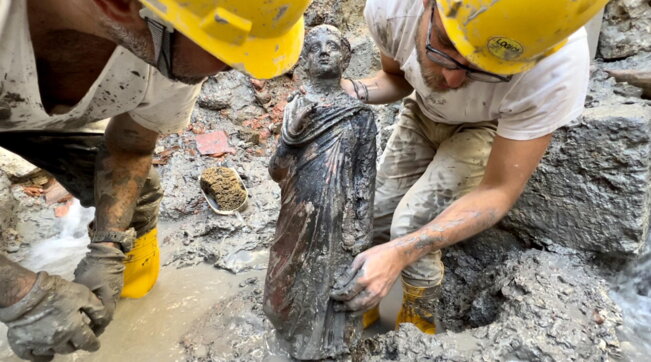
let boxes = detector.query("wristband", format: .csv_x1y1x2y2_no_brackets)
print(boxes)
91,228,136,253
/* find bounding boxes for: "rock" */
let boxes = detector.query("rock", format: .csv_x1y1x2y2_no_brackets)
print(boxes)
607,69,651,99
238,129,261,145
503,103,651,256
344,34,381,79
0,148,39,181
0,171,18,252
305,0,365,29
613,82,645,98
355,250,623,361
197,72,265,124
599,0,651,60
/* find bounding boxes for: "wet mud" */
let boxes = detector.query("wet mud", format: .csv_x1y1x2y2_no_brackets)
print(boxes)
355,249,623,361
0,1,649,361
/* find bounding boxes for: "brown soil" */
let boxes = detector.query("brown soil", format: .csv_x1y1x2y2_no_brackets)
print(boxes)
200,167,247,211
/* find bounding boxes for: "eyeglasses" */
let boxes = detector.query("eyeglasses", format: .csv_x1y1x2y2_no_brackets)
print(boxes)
425,9,512,83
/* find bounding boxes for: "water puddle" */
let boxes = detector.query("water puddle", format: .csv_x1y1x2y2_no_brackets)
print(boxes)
0,201,258,362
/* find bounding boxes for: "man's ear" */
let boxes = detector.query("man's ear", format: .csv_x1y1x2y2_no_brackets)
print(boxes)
92,0,142,24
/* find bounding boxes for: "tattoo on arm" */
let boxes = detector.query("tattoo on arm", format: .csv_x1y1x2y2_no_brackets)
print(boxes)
397,207,500,261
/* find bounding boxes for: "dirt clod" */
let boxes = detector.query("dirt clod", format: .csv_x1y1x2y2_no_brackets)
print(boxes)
200,167,247,211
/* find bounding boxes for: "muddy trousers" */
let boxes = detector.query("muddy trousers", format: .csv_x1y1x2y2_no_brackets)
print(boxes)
0,131,162,236
373,98,497,288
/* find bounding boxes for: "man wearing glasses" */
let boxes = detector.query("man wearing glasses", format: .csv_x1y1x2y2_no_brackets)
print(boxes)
331,0,608,334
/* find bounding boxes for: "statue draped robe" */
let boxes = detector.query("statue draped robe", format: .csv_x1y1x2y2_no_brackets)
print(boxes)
263,93,377,360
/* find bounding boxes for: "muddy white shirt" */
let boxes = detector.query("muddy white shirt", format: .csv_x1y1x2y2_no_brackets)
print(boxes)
0,0,201,134
364,0,590,140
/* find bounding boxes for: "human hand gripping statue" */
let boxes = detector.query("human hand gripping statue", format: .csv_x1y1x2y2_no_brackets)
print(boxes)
263,25,377,360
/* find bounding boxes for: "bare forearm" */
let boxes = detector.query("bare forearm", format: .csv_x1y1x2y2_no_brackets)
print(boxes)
94,114,157,233
355,70,413,105
394,187,515,265
0,255,36,307
94,147,152,232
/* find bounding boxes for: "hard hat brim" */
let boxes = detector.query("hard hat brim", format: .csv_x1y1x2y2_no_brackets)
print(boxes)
436,6,569,76
178,16,305,80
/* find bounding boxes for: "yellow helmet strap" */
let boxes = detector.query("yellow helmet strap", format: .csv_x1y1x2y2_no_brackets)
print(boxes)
139,8,175,79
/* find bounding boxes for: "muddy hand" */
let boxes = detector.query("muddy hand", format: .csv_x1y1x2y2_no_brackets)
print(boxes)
330,243,406,312
286,94,317,135
286,86,307,102
340,78,357,99
73,243,126,335
0,272,108,361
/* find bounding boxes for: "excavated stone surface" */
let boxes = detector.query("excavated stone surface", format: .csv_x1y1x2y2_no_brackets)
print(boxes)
503,102,651,255
599,0,651,60
0,148,39,181
355,250,623,361
0,171,18,252
305,0,366,31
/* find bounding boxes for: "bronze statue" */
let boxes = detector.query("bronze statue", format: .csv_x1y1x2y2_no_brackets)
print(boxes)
263,25,377,360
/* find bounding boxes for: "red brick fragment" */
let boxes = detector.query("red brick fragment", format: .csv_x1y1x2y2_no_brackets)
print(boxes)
195,131,236,157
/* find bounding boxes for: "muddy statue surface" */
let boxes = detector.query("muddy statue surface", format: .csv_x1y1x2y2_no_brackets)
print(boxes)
263,25,377,360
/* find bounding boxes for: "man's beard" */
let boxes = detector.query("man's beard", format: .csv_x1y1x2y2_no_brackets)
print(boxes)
102,21,205,85
414,12,470,92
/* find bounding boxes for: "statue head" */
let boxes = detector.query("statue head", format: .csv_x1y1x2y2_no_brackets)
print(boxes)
300,25,352,80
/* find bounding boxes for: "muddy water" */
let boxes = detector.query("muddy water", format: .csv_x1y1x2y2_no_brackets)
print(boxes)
610,242,651,361
0,202,258,362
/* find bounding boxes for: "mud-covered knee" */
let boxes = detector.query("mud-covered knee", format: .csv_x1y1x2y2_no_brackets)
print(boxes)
390,209,429,240
401,250,445,288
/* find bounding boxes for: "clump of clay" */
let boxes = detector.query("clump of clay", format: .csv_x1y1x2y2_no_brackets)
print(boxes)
200,167,246,211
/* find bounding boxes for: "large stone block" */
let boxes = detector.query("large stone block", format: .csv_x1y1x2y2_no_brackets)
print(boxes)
599,0,651,59
504,103,651,256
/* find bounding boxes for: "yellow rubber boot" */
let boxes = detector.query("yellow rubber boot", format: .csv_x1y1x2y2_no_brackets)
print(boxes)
362,306,380,329
121,228,160,298
395,280,439,334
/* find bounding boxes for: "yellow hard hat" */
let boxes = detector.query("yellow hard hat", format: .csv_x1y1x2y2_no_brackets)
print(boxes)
138,0,312,79
436,0,610,75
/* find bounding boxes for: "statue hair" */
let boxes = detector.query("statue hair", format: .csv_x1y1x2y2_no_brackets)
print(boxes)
300,24,352,71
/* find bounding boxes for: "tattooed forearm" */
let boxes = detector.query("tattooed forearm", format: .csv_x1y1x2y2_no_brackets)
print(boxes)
0,255,36,307
392,188,507,264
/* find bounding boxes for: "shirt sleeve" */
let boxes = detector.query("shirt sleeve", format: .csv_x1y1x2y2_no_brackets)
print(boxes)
128,67,202,134
496,29,590,141
364,0,398,58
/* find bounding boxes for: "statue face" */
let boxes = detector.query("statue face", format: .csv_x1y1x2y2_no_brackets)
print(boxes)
304,30,345,79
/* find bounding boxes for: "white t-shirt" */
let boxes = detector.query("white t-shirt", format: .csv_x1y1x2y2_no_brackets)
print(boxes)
364,0,590,140
0,0,201,134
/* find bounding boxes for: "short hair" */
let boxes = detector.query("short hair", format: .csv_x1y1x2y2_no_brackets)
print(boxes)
300,24,352,71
